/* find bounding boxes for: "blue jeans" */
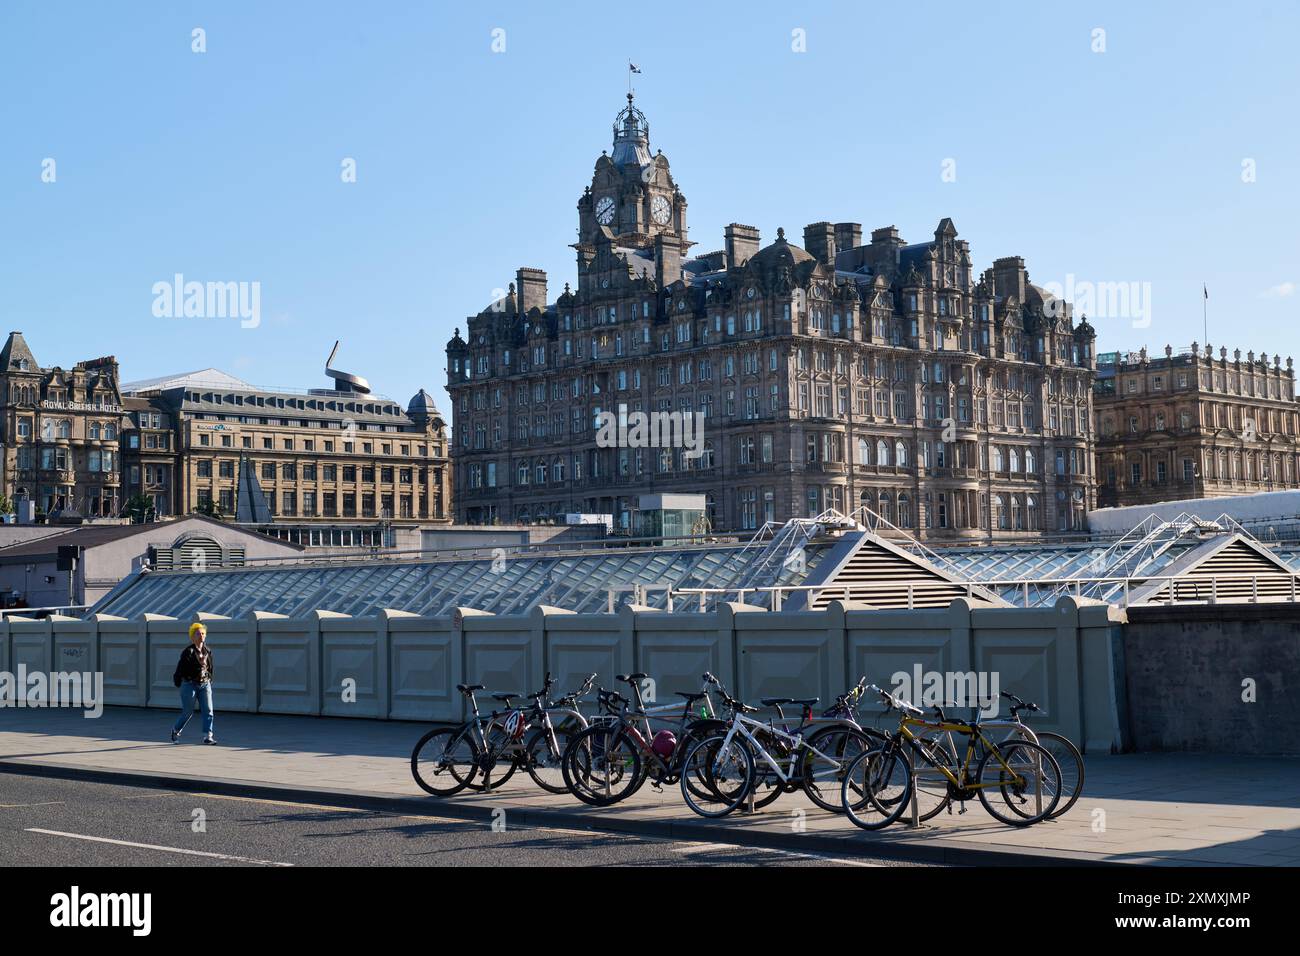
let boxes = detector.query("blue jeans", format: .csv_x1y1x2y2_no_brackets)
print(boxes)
173,680,214,737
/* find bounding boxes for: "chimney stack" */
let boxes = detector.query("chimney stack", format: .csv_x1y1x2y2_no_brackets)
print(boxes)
724,223,761,269
515,268,548,315
803,222,836,267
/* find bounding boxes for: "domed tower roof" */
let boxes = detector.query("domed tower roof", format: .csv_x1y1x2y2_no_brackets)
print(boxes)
749,227,815,270
407,388,441,419
611,92,651,169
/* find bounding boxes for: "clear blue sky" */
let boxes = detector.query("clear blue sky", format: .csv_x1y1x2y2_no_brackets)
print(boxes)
3,1,1298,415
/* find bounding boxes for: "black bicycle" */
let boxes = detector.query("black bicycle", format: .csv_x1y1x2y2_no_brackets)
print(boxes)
411,673,595,797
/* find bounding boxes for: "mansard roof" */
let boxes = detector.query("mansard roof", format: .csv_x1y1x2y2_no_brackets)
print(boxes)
0,331,40,373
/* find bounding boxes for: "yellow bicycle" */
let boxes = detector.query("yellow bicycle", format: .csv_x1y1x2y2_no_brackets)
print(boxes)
841,685,1062,829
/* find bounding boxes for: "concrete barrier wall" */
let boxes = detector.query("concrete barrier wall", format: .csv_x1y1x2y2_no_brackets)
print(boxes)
0,598,1130,753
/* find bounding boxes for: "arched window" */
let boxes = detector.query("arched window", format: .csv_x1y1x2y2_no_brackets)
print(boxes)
877,440,890,466
701,441,715,470
1011,494,1023,530
58,420,72,439
1009,448,1020,473
992,493,1007,530
879,491,894,523
89,422,100,440
895,441,908,467
991,445,1004,472
104,424,116,440
1026,495,1038,530
898,493,912,528
858,438,870,465
1025,449,1035,474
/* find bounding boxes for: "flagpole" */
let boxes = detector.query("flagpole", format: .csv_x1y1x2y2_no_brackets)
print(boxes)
1203,284,1208,343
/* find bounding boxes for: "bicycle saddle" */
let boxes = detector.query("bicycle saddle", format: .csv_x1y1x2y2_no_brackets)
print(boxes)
615,673,648,684
760,697,819,707
675,691,707,702
491,693,519,703
456,684,484,695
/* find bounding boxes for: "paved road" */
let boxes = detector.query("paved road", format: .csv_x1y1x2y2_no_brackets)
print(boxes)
0,773,937,867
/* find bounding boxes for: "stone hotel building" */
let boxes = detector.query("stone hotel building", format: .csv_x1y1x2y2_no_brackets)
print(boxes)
1094,343,1300,507
446,95,1097,540
0,332,124,518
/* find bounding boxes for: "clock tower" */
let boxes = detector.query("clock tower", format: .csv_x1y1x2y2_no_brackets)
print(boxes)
577,93,688,248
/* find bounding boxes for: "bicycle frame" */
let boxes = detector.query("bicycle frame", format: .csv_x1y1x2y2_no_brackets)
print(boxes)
892,714,1036,794
716,711,841,784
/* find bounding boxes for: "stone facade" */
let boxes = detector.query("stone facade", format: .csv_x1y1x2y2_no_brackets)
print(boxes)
1094,344,1300,507
446,96,1098,540
121,372,452,541
0,332,124,518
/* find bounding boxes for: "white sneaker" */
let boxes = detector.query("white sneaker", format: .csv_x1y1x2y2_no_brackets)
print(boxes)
203,735,217,745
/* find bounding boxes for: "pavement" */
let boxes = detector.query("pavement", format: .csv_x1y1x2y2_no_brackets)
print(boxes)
2,706,1298,866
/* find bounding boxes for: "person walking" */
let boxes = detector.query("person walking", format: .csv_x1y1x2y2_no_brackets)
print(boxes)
171,622,216,744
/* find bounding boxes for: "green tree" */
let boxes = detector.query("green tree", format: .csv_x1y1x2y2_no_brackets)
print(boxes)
125,493,155,524
193,499,225,521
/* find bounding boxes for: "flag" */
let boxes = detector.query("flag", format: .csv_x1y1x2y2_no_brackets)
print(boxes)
629,61,642,73
1204,284,1209,300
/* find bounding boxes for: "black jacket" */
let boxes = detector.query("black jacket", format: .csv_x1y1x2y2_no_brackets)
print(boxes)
173,644,214,687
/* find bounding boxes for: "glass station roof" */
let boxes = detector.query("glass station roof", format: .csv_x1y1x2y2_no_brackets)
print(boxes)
88,527,1300,622
89,542,833,621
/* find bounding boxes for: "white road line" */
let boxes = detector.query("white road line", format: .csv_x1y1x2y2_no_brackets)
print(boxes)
0,801,64,808
24,828,293,866
670,839,881,867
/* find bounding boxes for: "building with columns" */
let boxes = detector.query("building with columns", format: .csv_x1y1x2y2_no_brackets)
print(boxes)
1094,343,1300,507
446,94,1098,541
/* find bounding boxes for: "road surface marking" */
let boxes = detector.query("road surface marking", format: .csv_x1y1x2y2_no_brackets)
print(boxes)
670,839,881,867
0,801,64,808
24,828,293,866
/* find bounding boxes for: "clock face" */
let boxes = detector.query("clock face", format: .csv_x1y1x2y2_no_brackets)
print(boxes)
595,196,615,225
651,194,671,225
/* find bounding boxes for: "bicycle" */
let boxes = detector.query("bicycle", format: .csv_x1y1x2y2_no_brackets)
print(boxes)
677,679,879,818
739,676,889,813
840,685,1063,829
917,690,1084,820
410,672,595,797
561,672,726,806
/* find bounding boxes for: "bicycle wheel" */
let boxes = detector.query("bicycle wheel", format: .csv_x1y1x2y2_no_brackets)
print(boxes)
976,740,1062,826
679,732,754,818
562,724,643,806
676,719,732,804
745,727,792,811
466,725,520,792
410,726,477,797
523,725,578,795
909,734,956,822
800,725,882,814
1030,731,1084,819
841,745,911,831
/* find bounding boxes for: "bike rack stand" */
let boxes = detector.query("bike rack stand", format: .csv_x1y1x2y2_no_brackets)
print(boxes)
906,745,922,829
